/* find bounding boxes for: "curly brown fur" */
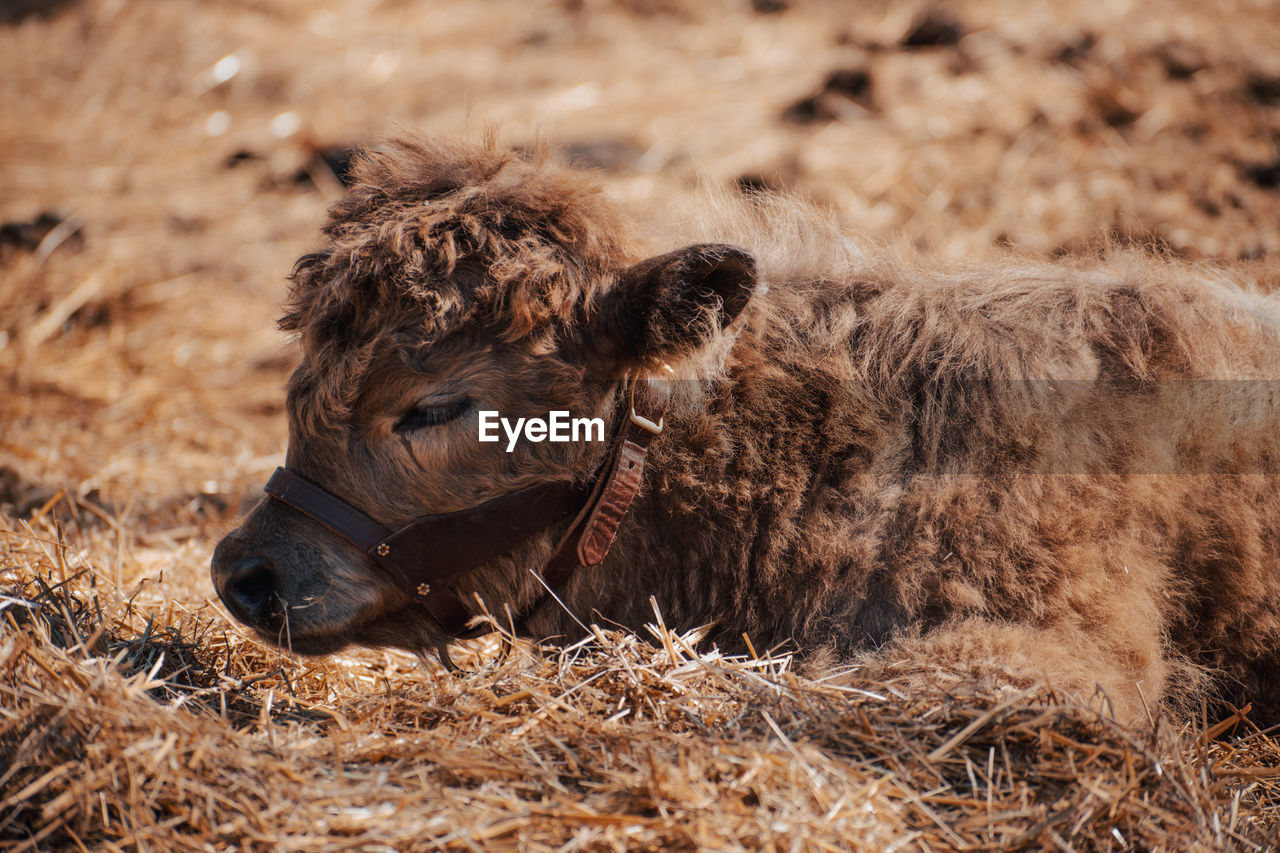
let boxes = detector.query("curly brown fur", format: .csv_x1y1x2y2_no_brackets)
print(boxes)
214,136,1280,725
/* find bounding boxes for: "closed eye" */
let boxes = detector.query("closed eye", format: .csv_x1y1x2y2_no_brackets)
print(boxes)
394,398,472,433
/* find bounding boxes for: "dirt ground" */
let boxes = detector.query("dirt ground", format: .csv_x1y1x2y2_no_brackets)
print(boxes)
3,0,1280,849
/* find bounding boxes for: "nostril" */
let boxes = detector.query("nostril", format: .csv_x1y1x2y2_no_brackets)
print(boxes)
224,558,278,626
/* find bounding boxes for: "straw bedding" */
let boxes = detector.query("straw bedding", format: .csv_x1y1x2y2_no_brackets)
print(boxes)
4,0,1280,849
3,519,1280,850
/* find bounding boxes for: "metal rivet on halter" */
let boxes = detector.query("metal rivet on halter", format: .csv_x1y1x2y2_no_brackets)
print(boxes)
375,543,390,557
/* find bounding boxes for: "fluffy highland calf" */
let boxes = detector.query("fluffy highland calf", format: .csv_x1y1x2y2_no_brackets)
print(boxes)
212,137,1280,724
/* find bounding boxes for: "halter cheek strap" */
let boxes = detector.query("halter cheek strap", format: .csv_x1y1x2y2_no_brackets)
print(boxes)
262,372,672,637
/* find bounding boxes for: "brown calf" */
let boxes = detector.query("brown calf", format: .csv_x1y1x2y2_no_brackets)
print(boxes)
212,137,1280,723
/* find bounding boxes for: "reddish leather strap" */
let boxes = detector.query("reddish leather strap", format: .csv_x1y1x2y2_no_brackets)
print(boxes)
579,440,647,566
536,373,669,601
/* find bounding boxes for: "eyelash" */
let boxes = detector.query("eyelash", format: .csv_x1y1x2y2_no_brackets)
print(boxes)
393,398,471,433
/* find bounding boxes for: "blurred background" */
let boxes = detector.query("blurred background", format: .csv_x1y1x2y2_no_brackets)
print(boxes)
2,0,1280,574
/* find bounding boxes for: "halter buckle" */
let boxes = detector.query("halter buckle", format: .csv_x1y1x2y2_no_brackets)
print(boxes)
628,365,673,434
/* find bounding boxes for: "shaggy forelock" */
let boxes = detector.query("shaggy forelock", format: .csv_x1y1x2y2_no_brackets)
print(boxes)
278,136,637,429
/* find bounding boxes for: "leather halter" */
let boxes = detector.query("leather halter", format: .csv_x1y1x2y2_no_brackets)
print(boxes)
262,372,672,638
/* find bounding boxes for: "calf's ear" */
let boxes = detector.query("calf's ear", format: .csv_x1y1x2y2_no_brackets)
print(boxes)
588,243,756,368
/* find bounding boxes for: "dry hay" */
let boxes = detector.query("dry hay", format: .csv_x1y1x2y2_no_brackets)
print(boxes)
3,516,1279,851
4,0,1280,849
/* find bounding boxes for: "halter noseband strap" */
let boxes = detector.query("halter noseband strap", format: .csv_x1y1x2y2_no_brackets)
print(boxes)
263,372,672,637
264,471,591,635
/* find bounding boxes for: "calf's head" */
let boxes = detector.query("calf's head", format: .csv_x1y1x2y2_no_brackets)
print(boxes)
210,139,756,655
